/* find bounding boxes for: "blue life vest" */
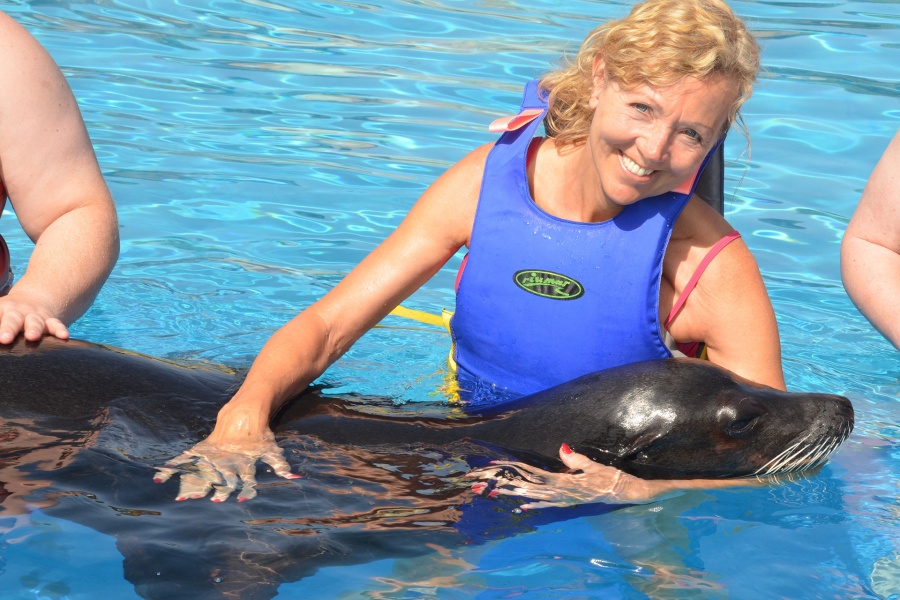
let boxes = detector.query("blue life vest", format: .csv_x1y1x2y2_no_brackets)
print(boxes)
449,80,720,400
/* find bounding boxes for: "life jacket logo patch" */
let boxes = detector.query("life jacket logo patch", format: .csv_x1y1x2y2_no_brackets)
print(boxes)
513,270,585,300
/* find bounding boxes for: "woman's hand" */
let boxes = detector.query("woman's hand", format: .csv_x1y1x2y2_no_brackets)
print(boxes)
465,444,744,510
154,399,299,502
154,433,298,503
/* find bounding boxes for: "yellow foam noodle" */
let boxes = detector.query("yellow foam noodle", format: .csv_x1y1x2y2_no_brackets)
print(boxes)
388,305,446,328
388,305,462,402
441,308,457,373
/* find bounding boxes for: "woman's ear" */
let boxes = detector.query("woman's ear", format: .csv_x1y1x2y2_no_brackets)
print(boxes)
589,55,606,110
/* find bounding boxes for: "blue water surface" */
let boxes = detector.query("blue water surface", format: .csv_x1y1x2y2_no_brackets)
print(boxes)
1,0,899,598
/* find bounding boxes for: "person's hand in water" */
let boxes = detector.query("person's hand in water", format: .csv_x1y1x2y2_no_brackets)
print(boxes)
465,444,742,509
154,399,300,502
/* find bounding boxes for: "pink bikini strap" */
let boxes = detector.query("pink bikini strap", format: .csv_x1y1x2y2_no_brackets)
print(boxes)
664,230,742,327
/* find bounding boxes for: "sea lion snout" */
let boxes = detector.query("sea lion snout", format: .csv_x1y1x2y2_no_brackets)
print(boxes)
746,392,854,477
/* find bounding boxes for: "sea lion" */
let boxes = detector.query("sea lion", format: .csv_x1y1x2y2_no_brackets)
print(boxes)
0,337,854,599
0,336,853,479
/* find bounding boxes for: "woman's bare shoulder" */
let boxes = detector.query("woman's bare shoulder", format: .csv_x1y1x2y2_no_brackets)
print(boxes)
672,196,735,247
399,142,494,250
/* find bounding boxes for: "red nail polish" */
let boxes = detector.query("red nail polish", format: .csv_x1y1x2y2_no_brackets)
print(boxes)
561,443,573,455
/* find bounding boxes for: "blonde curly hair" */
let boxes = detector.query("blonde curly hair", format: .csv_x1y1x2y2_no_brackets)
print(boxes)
540,0,759,147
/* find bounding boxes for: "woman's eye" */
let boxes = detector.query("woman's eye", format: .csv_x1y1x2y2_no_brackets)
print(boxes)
684,129,699,140
634,103,649,113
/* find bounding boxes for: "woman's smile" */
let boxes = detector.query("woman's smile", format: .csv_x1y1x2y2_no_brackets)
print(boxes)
619,152,655,178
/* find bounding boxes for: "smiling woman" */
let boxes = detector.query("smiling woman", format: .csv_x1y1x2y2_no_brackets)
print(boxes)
163,0,784,507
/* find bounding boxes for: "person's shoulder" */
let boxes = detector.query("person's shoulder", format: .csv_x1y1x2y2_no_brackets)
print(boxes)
0,10,21,32
455,142,494,171
844,128,900,248
416,143,493,206
672,195,735,249
0,12,39,50
860,128,900,208
668,195,760,295
432,142,493,193
0,12,58,77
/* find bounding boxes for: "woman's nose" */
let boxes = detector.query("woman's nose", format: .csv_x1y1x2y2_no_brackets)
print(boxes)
637,124,671,164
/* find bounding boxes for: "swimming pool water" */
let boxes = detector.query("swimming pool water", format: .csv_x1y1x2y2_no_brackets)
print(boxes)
1,0,899,598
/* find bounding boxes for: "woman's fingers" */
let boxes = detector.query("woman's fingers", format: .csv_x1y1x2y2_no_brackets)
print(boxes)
263,450,301,480
157,439,298,502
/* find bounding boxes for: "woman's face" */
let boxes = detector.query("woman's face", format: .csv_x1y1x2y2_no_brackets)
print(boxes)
587,61,736,209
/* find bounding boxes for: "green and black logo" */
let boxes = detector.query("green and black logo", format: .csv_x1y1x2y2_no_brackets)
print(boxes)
513,269,585,300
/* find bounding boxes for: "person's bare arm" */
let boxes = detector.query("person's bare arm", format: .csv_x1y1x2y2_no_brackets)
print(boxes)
157,144,492,501
0,12,119,343
467,445,762,510
665,199,785,390
841,129,900,348
690,238,784,390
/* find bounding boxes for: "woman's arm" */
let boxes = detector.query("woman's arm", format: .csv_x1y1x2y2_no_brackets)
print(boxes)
0,12,119,343
664,198,786,390
467,445,762,510
159,143,493,501
211,143,491,440
841,129,900,349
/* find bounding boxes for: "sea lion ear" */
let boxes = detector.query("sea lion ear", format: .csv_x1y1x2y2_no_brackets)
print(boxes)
617,431,665,461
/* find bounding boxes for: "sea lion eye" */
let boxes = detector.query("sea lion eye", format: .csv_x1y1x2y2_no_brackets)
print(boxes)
727,416,758,435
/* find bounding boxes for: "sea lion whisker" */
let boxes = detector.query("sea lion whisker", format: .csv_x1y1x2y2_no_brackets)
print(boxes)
815,438,837,459
809,437,843,468
757,434,844,475
818,437,843,465
783,440,833,472
755,451,793,474
783,443,825,471
757,440,825,474
840,424,853,443
755,439,808,475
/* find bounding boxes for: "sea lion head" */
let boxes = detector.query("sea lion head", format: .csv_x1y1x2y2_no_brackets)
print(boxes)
568,359,854,480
